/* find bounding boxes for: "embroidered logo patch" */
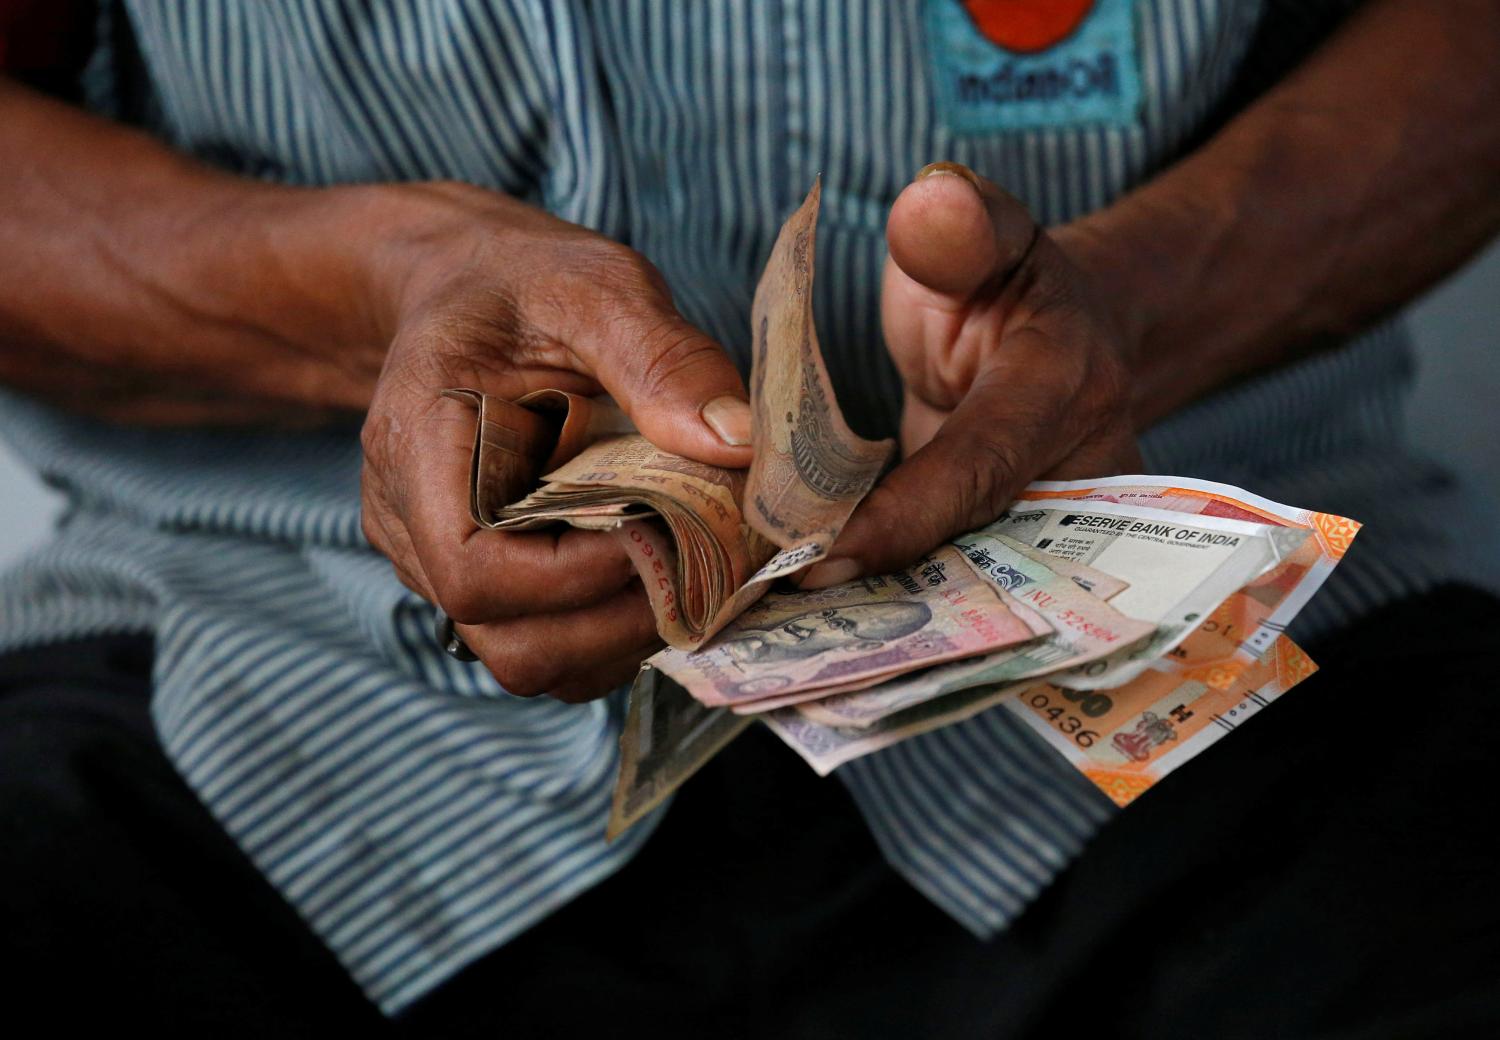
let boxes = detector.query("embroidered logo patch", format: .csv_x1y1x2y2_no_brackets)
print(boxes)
925,0,1142,133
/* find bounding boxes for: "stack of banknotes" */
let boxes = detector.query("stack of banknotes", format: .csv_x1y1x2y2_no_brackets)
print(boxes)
446,181,1360,839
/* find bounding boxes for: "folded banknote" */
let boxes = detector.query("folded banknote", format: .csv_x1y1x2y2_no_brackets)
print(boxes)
448,180,893,650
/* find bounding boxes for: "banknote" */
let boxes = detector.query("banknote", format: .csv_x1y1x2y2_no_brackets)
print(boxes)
979,499,1309,689
722,579,1052,714
1014,475,1360,687
1009,542,1129,601
762,671,1034,777
1002,633,1319,807
649,544,1052,711
764,626,1318,783
448,195,1364,835
606,664,752,840
509,434,778,647
795,532,1155,729
443,388,637,520
623,475,1353,831
448,181,892,650
743,177,894,551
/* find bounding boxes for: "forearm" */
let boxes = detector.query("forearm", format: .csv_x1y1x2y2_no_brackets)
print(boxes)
0,78,392,422
1060,0,1500,425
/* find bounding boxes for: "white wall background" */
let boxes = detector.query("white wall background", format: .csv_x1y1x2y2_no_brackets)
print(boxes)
2,244,1498,570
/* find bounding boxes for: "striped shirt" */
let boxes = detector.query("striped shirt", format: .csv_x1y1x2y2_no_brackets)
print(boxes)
3,0,1497,1014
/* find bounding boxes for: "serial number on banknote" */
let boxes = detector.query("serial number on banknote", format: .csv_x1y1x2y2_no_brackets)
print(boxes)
1025,688,1117,747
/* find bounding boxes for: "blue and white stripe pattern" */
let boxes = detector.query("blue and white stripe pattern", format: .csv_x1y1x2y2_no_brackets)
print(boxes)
3,0,1496,1013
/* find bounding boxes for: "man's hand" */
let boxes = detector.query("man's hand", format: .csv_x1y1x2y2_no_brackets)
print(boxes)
358,182,756,702
0,80,752,703
800,162,1140,587
357,183,753,702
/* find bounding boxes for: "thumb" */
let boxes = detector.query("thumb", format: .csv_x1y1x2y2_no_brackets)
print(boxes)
570,279,753,468
886,161,1038,301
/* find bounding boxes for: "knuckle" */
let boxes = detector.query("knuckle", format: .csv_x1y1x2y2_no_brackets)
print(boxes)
526,242,662,348
359,408,391,460
434,573,491,626
543,240,653,307
1088,353,1133,421
583,239,662,290
360,508,385,552
632,319,723,396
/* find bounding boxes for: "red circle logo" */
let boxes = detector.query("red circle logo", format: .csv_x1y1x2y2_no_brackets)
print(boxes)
960,0,1096,54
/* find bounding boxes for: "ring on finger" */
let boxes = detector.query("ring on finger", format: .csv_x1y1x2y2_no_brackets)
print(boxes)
434,609,479,662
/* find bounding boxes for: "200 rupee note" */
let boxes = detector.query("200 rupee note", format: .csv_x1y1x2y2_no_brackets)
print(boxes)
1014,475,1360,688
1003,633,1319,806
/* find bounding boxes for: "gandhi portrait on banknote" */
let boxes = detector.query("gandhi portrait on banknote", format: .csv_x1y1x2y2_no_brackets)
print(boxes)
719,601,933,664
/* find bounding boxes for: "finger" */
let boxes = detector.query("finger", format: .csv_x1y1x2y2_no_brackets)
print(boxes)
886,162,1038,301
361,460,443,600
558,254,754,467
800,329,1089,585
454,582,658,698
899,394,950,458
388,393,638,623
548,645,660,704
367,507,438,602
882,162,1043,409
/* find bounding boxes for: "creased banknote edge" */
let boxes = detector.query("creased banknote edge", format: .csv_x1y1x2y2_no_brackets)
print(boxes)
606,666,754,840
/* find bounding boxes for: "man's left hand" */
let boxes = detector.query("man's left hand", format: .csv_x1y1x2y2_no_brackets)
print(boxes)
801,161,1141,587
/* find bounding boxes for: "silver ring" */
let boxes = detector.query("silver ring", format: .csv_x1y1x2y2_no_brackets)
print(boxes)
435,609,479,662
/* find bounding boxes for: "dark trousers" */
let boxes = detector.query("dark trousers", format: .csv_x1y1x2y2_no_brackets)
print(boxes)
4,587,1499,1038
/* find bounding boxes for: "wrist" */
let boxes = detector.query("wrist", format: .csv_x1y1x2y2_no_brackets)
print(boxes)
161,178,496,411
1051,186,1233,427
1049,217,1154,367
217,182,399,397
337,180,535,326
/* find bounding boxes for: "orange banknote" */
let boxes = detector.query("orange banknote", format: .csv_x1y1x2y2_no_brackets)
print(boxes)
1006,633,1319,807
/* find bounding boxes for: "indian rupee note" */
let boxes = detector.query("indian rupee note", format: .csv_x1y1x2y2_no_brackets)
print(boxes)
606,664,753,840
982,499,1309,689
1014,475,1359,685
650,545,1050,710
761,672,1032,777
743,178,894,552
763,630,1318,784
796,532,1155,728
1002,633,1319,806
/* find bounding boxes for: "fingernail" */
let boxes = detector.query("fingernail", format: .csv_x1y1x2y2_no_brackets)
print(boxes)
798,557,863,590
916,161,982,190
701,395,752,447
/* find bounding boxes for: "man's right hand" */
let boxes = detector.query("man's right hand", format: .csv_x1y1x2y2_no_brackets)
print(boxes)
355,182,753,702
0,80,751,702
